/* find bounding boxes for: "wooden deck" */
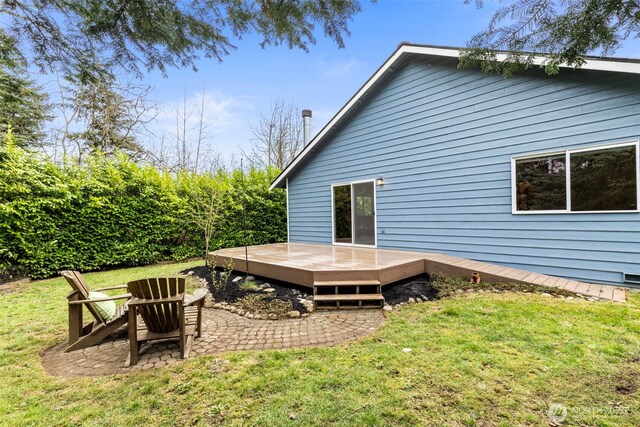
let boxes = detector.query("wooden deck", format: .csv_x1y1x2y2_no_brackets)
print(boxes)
209,243,625,303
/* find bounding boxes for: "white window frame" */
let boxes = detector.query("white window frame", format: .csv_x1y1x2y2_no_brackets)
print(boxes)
330,179,378,247
511,140,640,214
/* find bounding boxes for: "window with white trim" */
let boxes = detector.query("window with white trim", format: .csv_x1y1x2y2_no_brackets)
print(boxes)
513,142,639,213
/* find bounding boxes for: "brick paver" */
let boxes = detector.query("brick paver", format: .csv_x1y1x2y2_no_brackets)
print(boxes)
42,308,385,377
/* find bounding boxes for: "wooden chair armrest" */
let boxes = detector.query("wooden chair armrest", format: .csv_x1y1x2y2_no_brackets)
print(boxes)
68,293,132,304
94,284,128,292
185,288,207,306
128,294,185,306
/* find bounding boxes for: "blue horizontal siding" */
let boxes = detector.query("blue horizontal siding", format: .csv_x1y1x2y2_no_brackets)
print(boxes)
287,55,640,285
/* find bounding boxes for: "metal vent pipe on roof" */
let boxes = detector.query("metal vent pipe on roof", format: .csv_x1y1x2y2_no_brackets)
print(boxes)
302,109,312,145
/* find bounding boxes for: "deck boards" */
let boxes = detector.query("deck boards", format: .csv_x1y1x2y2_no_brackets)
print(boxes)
209,243,625,302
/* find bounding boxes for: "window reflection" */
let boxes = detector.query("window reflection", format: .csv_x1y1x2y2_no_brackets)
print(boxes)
515,155,567,211
571,145,637,211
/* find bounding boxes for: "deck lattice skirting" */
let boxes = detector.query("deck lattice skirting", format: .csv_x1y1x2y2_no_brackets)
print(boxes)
209,243,625,303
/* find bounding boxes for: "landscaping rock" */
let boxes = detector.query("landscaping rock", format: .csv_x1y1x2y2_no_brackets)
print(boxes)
301,313,309,317
540,292,552,297
210,358,231,373
287,310,301,318
236,309,245,316
383,305,393,312
246,276,255,281
213,303,223,309
415,297,422,303
268,313,278,320
455,289,464,294
204,293,215,308
466,288,474,293
262,288,276,293
232,276,242,283
407,297,416,304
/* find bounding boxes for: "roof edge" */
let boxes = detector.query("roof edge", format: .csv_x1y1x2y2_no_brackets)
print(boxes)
269,43,640,190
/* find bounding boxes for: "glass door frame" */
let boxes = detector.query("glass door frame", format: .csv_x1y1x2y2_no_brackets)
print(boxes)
330,179,377,248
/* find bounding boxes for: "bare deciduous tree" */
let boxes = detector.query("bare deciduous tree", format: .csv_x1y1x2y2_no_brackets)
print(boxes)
181,173,229,266
146,91,222,174
244,99,304,170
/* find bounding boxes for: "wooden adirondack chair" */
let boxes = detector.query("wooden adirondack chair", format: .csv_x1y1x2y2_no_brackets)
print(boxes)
61,270,131,352
126,277,206,367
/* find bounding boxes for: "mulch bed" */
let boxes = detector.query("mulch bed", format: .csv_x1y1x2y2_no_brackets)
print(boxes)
181,266,440,311
179,266,312,314
381,274,438,306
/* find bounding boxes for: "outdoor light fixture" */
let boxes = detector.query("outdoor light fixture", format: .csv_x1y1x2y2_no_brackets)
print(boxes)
377,177,384,186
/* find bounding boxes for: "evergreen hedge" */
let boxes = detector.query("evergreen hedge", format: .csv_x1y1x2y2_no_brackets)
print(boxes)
0,131,286,280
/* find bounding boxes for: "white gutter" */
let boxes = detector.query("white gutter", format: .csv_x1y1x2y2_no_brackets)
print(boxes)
269,44,640,190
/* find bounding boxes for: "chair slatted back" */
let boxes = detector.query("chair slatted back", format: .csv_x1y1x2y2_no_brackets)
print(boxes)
127,277,185,333
61,270,106,324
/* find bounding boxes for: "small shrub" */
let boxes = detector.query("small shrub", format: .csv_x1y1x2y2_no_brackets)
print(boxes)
235,294,292,315
239,279,260,292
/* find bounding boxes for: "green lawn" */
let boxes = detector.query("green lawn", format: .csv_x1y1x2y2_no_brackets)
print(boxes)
1,260,639,426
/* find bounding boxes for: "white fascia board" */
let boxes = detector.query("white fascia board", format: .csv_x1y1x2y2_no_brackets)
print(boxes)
269,44,640,190
492,52,640,74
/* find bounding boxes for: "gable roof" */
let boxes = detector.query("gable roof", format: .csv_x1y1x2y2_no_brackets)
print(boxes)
270,43,640,189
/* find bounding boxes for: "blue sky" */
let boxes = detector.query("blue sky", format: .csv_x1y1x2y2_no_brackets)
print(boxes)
78,1,640,162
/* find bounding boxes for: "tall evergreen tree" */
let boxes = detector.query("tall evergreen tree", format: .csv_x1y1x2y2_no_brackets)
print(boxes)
2,0,363,81
461,0,640,75
0,49,51,148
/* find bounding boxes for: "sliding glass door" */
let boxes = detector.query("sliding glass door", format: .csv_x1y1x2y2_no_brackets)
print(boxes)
332,181,376,246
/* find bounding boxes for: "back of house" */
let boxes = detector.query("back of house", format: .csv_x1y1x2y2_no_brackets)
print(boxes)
272,44,640,287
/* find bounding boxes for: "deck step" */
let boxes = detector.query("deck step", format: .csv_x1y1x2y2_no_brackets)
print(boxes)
313,294,384,302
313,280,381,286
313,293,385,310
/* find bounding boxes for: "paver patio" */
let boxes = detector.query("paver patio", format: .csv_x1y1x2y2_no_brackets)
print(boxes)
42,308,385,377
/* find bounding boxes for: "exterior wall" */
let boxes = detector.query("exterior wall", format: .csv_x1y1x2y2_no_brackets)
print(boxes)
287,56,640,285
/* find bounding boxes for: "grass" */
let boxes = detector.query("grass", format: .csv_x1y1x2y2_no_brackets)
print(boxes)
239,279,261,292
1,260,640,426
